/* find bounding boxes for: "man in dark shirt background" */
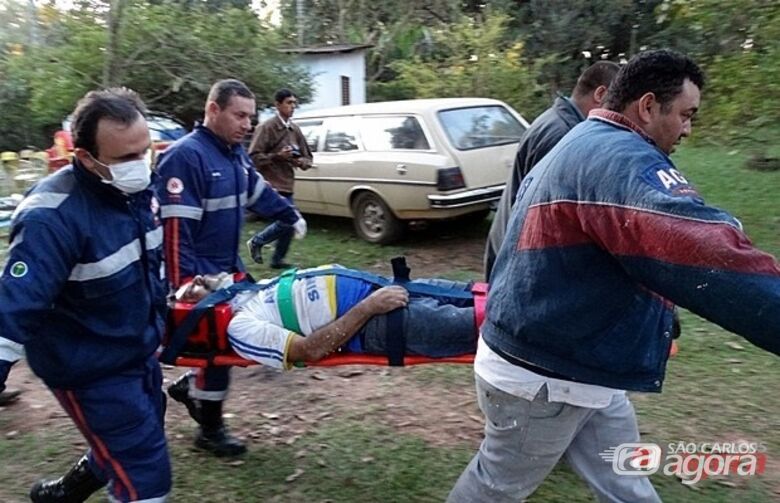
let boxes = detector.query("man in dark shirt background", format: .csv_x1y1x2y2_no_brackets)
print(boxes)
484,61,620,279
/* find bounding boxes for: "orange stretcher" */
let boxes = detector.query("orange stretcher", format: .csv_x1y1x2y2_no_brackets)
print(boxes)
168,283,488,368
167,281,677,369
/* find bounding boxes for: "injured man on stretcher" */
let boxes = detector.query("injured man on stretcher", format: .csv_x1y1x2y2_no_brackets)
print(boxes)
175,265,478,369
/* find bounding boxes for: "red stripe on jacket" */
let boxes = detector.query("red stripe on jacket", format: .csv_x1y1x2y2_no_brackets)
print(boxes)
165,218,181,287
518,201,780,276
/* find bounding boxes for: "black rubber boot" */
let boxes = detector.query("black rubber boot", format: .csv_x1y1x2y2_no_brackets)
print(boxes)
167,373,202,425
29,455,105,502
194,400,247,457
0,389,21,406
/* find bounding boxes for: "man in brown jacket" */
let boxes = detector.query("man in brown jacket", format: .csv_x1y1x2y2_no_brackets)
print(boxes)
247,88,313,269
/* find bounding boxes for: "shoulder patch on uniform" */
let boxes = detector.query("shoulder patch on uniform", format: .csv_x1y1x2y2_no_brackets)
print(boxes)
166,177,184,194
641,165,700,198
9,261,28,278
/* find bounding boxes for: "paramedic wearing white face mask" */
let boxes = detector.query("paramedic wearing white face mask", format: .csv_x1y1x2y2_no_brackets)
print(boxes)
74,113,153,194
1,88,171,502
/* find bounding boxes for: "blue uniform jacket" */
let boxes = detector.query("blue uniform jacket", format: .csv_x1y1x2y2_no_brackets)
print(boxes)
485,110,780,392
0,163,167,388
155,126,298,286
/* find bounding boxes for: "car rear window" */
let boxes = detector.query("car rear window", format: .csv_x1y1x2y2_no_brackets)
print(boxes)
437,105,526,150
360,116,430,151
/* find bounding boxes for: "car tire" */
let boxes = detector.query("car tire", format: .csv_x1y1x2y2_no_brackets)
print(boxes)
351,192,405,244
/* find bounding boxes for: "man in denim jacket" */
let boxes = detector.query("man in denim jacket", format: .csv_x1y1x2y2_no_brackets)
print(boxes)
449,50,780,502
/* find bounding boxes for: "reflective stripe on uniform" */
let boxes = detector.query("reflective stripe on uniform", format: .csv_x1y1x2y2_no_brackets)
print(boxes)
0,336,24,362
202,193,246,212
69,227,163,282
187,387,229,401
108,494,169,503
160,205,203,220
11,192,69,220
8,229,24,252
245,180,266,206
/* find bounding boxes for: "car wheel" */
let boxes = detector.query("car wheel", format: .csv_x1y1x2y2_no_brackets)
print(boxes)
351,192,405,244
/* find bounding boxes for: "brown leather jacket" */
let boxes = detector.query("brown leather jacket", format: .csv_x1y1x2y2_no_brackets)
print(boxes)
248,114,312,193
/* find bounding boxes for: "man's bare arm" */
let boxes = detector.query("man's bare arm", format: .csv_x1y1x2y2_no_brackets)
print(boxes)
286,286,409,363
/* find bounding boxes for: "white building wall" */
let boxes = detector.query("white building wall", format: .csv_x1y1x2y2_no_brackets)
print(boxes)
296,51,366,112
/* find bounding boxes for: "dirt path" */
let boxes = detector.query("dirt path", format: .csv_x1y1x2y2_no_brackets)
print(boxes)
0,360,483,453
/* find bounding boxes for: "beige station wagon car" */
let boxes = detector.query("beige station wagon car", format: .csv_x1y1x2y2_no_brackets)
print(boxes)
293,98,530,243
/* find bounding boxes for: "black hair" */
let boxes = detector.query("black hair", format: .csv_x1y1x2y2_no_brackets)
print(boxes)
274,88,296,103
572,61,620,98
604,49,705,113
207,79,255,109
71,87,147,156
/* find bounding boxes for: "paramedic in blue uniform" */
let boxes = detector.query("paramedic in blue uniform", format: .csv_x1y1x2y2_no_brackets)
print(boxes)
0,88,170,502
156,79,306,457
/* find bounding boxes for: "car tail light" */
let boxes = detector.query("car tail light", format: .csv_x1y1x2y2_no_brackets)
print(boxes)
437,167,466,191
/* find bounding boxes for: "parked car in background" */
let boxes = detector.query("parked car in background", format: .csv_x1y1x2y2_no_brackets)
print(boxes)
292,98,529,243
47,113,187,172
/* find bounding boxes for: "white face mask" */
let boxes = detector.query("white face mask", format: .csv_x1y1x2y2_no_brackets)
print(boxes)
91,155,152,194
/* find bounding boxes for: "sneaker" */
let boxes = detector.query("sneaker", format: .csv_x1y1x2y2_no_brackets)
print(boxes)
167,375,203,425
246,238,263,264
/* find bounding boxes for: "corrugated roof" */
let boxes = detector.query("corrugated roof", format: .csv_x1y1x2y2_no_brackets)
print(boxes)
279,43,374,54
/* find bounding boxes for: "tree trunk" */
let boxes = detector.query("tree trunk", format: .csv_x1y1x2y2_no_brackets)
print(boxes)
102,0,128,88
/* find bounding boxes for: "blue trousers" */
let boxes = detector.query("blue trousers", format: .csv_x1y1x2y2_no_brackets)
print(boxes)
51,356,170,502
250,193,295,266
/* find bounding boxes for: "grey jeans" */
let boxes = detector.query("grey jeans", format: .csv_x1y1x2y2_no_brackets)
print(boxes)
447,375,661,503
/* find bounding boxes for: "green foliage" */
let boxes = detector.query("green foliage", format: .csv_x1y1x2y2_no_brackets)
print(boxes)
505,0,663,92
115,2,312,125
390,14,547,118
2,0,780,150
0,57,48,151
0,0,312,150
652,0,780,144
699,49,780,143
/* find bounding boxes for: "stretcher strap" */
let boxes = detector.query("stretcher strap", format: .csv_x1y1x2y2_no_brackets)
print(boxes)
385,309,405,366
159,286,237,364
276,268,302,333
385,256,410,366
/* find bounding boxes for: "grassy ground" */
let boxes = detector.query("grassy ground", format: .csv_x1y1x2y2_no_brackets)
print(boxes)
0,143,778,502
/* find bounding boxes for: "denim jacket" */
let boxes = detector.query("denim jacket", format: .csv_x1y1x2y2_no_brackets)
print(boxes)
484,110,780,392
